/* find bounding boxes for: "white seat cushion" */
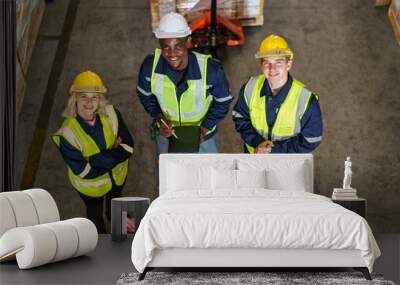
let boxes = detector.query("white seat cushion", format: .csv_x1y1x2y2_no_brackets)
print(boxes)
0,191,39,227
67,218,98,257
0,196,17,237
0,225,57,269
0,219,97,269
0,189,60,238
0,189,97,269
24,188,60,223
42,221,79,262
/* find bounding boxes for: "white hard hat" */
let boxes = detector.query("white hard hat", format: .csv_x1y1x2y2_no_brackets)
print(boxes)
155,12,191,39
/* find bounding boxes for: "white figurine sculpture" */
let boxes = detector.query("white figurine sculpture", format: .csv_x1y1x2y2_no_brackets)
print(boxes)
342,156,352,189
332,157,357,200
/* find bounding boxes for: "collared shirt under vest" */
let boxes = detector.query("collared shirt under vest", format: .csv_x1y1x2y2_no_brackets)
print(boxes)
150,48,213,127
52,105,129,198
244,75,316,153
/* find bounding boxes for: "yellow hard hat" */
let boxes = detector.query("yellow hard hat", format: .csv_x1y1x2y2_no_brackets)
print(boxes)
70,70,107,94
255,34,293,60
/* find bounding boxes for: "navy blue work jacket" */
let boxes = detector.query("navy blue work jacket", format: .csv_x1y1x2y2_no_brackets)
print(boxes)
58,108,134,179
232,75,323,153
136,50,232,137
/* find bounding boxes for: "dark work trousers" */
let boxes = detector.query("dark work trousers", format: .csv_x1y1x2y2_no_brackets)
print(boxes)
78,183,124,234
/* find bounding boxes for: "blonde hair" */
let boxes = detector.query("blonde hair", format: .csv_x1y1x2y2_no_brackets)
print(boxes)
62,92,109,118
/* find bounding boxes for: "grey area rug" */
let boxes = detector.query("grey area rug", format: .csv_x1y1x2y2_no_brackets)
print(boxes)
116,272,396,285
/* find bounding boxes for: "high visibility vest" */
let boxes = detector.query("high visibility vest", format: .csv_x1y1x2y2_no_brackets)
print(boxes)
244,75,315,153
52,105,129,197
150,48,213,126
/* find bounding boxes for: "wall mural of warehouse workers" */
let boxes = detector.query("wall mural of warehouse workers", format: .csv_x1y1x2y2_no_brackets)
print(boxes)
52,71,134,234
49,16,323,233
136,12,232,154
50,18,324,232
232,34,323,153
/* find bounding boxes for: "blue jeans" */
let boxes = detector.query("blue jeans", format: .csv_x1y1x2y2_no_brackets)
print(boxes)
156,133,219,154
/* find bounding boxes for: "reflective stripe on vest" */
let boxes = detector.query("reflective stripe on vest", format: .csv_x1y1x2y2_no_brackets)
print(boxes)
150,48,213,126
52,105,129,197
244,75,313,153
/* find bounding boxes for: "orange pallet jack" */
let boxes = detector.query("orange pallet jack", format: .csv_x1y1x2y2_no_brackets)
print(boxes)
189,0,245,58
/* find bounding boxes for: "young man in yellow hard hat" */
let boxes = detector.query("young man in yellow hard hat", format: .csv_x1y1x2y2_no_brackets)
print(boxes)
52,70,134,233
232,34,323,153
136,12,232,154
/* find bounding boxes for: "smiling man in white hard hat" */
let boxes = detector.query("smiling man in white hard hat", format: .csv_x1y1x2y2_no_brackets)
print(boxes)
232,34,323,153
136,12,232,154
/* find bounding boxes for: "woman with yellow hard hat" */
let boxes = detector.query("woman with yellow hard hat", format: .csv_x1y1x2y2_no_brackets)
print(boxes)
232,34,323,153
52,70,134,233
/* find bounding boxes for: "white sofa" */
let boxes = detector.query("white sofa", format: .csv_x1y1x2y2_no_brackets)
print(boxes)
0,188,98,269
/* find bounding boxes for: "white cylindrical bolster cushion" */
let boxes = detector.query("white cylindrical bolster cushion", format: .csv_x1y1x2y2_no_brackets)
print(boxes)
0,196,17,237
66,218,98,257
0,226,57,269
23,189,60,223
42,221,79,262
0,191,39,228
0,218,97,269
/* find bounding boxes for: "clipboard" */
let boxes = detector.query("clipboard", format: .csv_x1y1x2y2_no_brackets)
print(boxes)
168,126,200,153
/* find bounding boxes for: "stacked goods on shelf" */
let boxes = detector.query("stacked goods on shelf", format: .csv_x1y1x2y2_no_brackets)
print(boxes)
332,188,358,200
176,0,236,21
150,0,264,32
375,0,392,6
150,0,176,33
16,0,45,112
388,0,400,46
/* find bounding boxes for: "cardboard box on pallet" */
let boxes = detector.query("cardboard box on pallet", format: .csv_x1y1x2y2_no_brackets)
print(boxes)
150,0,176,33
150,0,264,32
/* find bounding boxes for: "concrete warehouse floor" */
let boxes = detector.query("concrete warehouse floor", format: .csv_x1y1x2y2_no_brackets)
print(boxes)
16,0,400,233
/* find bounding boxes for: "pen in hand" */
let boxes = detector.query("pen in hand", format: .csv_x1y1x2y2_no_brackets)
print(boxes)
160,118,178,139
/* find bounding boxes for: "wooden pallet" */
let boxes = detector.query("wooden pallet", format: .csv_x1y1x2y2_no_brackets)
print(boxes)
239,14,264,27
388,3,400,46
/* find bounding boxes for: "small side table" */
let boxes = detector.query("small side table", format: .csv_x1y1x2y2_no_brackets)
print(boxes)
332,198,366,218
111,197,150,242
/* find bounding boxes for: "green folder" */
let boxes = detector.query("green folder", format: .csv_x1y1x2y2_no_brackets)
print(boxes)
168,126,200,153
